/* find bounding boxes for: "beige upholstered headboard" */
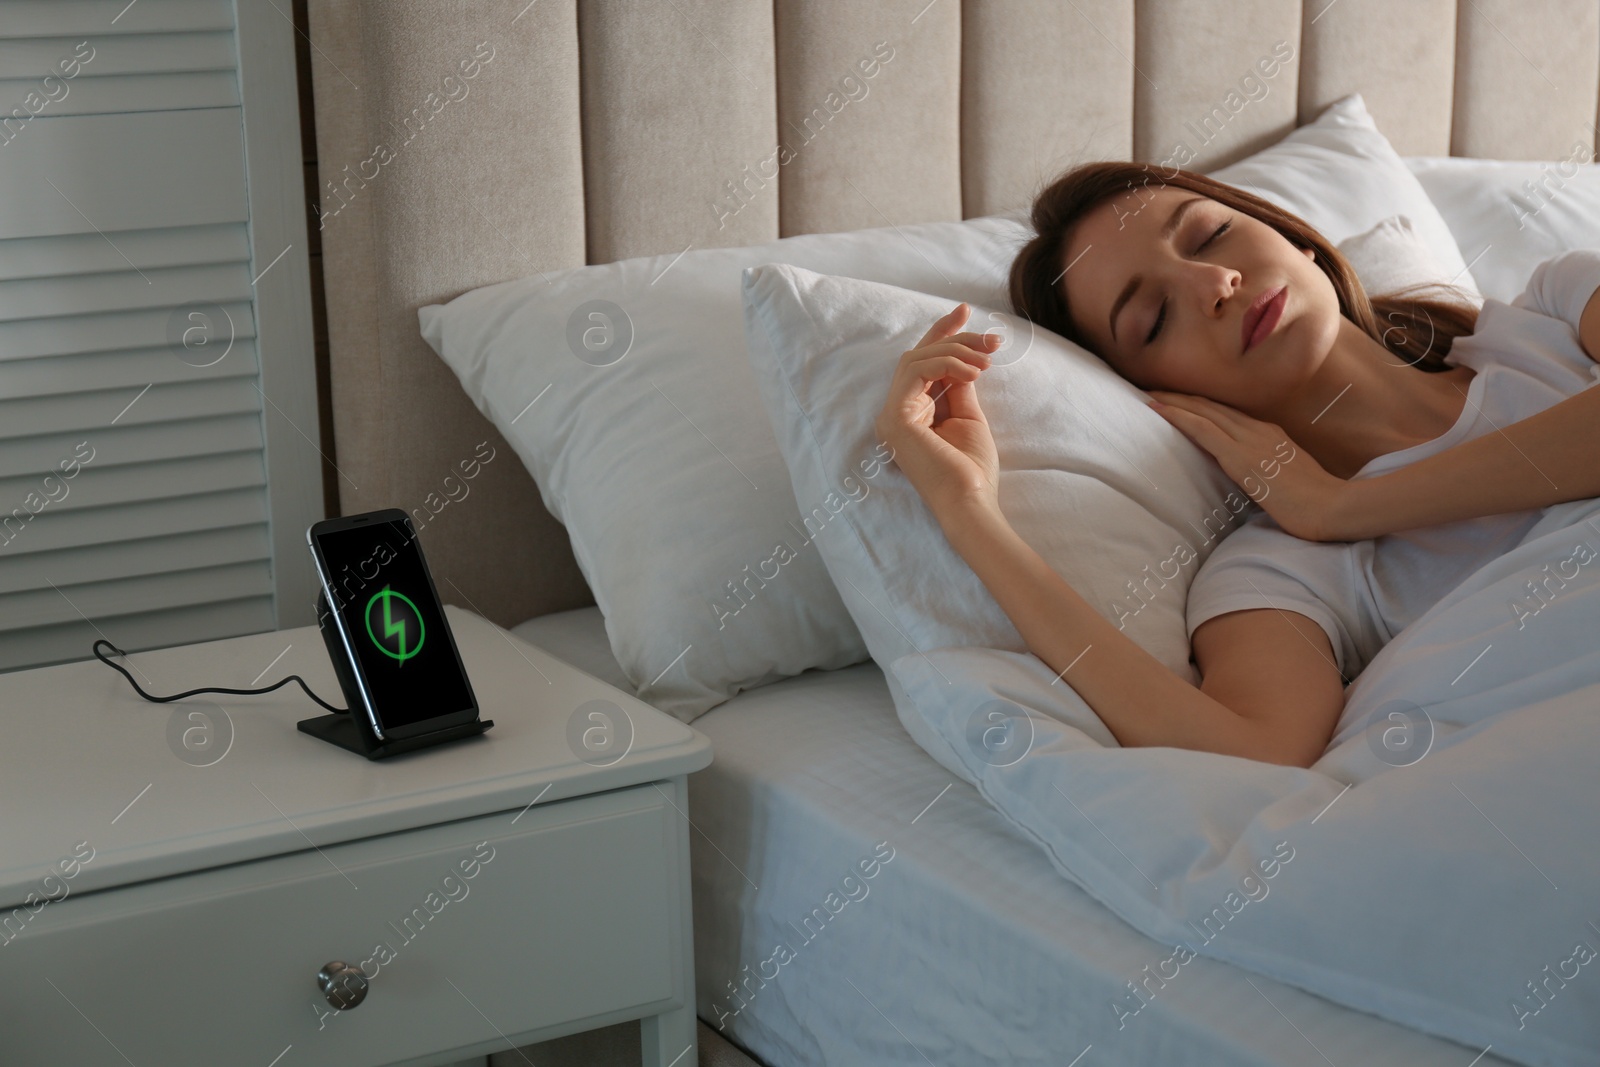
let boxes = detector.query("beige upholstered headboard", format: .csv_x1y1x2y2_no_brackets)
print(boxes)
307,0,1600,630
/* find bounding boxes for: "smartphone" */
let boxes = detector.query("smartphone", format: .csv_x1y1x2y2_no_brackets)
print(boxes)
306,509,479,741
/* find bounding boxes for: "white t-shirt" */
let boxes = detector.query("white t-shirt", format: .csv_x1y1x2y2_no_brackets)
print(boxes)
1184,249,1600,681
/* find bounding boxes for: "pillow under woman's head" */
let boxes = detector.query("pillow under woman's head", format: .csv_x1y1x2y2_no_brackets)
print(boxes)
740,263,1245,690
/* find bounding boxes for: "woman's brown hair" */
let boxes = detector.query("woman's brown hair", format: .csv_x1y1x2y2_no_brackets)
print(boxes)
1007,161,1477,375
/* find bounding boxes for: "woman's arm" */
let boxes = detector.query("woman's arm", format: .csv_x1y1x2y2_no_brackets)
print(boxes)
878,304,1342,767
940,502,1342,766
1150,286,1600,542
1328,285,1600,540
1331,384,1600,539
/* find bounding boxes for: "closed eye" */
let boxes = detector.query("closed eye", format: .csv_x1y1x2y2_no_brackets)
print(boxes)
1145,299,1166,345
1145,219,1232,346
1198,219,1231,251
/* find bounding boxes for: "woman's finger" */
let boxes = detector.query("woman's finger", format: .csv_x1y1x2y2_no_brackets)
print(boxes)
1149,391,1258,437
935,331,1001,352
889,357,981,420
907,341,994,372
1149,390,1233,424
943,377,987,425
1152,402,1234,456
912,303,971,350
900,354,984,387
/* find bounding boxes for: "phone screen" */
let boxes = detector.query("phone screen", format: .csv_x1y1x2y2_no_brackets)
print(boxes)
312,517,475,732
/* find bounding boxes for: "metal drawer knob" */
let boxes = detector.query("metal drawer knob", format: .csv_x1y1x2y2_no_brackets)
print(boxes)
317,960,369,1010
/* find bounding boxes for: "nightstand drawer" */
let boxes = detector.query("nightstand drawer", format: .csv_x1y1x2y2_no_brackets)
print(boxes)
0,782,683,1066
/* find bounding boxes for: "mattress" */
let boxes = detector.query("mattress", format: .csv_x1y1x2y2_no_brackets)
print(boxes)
511,608,1514,1067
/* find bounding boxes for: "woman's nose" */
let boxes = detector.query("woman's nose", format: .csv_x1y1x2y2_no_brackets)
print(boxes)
1197,264,1241,318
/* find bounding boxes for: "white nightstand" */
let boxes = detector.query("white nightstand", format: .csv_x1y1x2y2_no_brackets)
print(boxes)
0,605,712,1067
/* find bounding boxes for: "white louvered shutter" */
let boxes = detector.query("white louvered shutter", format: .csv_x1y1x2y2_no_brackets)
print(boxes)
0,0,321,672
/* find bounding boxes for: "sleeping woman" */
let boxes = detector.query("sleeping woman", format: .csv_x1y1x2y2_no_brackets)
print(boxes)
875,161,1600,768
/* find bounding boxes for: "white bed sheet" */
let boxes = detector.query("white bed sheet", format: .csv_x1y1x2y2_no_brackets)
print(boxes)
511,608,1516,1067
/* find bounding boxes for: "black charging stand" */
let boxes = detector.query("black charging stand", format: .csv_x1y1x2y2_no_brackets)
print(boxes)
296,591,493,760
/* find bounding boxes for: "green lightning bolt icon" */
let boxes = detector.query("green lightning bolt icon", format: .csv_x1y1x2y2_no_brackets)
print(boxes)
383,588,406,658
365,585,425,664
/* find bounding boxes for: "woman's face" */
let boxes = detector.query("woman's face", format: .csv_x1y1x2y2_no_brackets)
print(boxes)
1060,184,1341,412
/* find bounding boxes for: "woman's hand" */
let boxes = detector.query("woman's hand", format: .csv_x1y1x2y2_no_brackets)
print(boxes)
1146,390,1355,542
875,303,1003,521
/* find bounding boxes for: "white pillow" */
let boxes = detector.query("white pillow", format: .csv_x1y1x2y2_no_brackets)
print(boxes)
1210,94,1478,293
740,263,1246,704
1335,214,1483,307
1405,154,1600,303
419,215,1029,723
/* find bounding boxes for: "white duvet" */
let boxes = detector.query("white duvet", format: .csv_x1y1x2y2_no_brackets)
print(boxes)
891,496,1600,1066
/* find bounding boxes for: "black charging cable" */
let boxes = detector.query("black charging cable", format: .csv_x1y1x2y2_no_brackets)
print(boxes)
93,639,349,715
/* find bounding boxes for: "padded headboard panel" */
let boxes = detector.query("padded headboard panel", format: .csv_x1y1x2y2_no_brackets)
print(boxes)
307,0,1600,628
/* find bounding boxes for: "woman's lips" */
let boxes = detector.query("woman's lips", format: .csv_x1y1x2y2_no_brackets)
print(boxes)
1242,285,1287,354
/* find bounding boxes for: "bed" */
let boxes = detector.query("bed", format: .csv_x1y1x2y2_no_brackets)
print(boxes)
305,3,1600,1064
512,606,1528,1067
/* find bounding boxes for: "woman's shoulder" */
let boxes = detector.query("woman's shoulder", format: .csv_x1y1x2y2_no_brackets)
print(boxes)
1198,509,1353,574
1509,248,1600,328
1451,248,1600,384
